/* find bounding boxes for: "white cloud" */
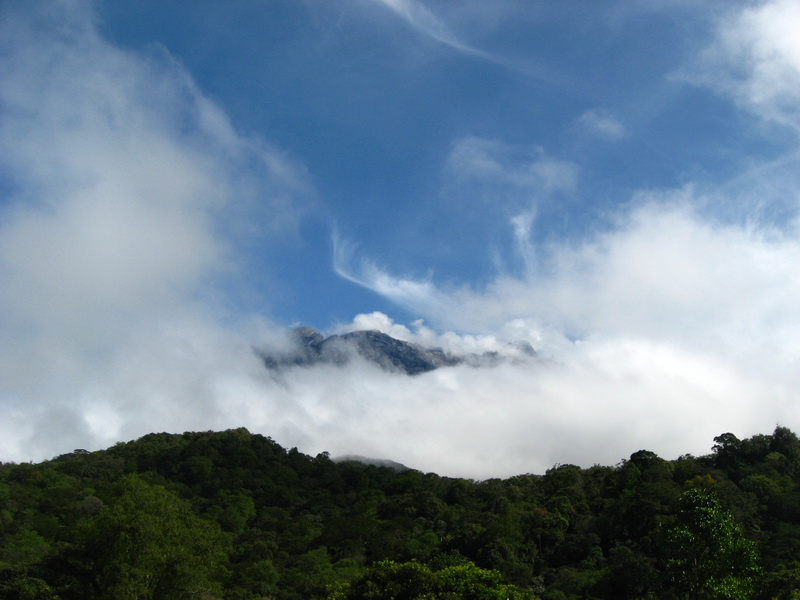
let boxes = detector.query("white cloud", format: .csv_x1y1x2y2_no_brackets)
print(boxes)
192,329,771,478
331,311,545,359
575,108,626,141
510,211,537,273
446,137,578,193
388,195,800,354
0,3,313,462
692,0,800,129
325,193,800,476
333,233,449,313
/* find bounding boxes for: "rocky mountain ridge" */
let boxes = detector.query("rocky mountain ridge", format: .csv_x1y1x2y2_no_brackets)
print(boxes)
259,327,535,375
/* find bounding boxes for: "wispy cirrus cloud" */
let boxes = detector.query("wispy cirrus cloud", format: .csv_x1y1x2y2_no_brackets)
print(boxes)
446,137,579,193
365,0,493,59
333,233,448,313
443,137,578,274
367,0,463,49
363,0,568,85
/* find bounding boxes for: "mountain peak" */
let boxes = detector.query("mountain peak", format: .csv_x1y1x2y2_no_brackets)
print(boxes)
258,328,535,375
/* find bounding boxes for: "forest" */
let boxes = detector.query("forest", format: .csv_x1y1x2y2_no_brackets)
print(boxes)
2,425,800,599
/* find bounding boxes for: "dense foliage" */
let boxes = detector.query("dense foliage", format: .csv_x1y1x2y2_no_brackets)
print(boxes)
2,426,800,599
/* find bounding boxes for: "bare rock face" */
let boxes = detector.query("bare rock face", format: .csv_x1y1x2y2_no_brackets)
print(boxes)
258,327,535,376
328,330,461,374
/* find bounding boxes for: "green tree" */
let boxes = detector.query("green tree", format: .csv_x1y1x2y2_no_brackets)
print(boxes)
84,474,231,600
0,572,60,600
326,559,539,600
666,489,760,600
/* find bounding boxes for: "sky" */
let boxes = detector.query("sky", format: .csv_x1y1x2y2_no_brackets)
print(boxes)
2,0,800,478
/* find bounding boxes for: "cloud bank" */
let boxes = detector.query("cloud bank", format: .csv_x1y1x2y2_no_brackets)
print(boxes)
326,196,800,476
0,3,312,462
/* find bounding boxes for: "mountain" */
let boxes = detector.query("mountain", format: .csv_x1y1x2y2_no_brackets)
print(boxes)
259,327,536,375
331,454,410,471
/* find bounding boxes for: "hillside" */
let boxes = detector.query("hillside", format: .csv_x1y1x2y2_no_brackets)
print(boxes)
2,427,799,599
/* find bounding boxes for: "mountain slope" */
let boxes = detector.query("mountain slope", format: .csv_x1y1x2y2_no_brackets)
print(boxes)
259,327,535,375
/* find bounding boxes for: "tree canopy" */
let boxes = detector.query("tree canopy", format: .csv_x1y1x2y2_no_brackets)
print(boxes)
2,426,800,599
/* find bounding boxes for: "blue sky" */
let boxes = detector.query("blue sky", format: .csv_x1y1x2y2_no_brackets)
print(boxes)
88,0,795,329
2,0,800,476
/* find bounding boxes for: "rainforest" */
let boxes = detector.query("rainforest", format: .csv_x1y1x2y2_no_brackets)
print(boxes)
2,426,799,599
